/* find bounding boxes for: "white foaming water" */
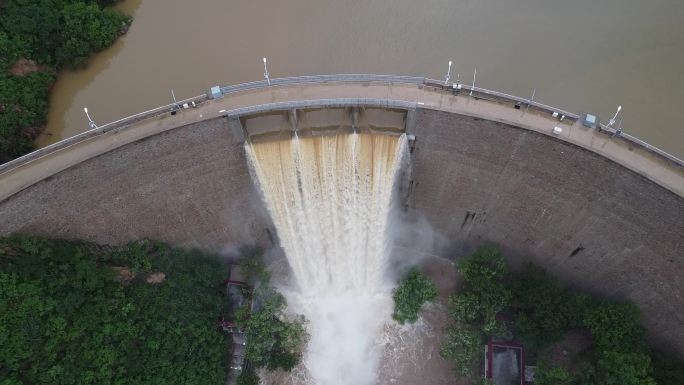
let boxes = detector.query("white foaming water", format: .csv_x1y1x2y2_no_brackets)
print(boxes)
246,133,408,385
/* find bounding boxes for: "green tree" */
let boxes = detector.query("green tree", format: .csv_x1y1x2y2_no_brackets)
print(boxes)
509,264,594,348
234,253,306,372
0,70,55,161
236,369,260,385
0,0,131,162
583,301,645,352
512,311,542,350
441,247,684,385
392,268,438,324
57,3,129,67
535,364,573,385
458,245,508,284
651,350,684,385
440,324,482,377
594,351,656,385
449,246,511,335
238,245,271,283
0,235,230,385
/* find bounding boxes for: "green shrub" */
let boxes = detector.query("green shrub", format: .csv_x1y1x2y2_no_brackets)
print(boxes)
651,350,684,385
440,245,684,384
458,245,508,284
595,351,656,385
57,3,129,67
562,292,594,329
513,311,542,350
440,324,482,377
241,293,306,371
392,268,438,324
0,69,55,162
583,301,645,352
110,239,156,272
234,258,306,372
535,364,573,385
238,245,271,283
236,369,260,385
511,264,567,340
449,246,511,334
509,265,595,347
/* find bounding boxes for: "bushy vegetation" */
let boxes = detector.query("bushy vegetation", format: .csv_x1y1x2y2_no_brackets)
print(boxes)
535,364,573,385
235,369,259,385
449,245,511,335
0,0,131,162
651,349,684,385
392,267,438,324
441,245,684,385
441,246,510,375
0,235,230,385
440,323,481,376
234,250,306,378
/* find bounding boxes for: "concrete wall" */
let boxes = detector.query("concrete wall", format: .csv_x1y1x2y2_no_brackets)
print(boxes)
0,117,275,252
0,109,682,356
410,109,684,354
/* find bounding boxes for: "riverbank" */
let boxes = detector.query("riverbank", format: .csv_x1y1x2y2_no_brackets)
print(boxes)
0,0,132,162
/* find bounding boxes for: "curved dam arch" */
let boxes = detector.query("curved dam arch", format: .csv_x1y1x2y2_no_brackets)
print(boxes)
0,75,682,357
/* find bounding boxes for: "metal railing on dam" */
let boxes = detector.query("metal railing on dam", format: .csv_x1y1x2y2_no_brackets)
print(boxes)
224,97,417,117
219,74,426,95
0,74,682,201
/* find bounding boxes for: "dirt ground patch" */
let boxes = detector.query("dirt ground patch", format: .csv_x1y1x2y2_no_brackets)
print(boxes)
113,266,166,285
113,266,135,283
21,125,46,141
8,58,48,76
146,272,166,284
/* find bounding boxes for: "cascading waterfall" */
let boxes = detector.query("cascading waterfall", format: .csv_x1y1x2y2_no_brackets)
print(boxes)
246,132,408,385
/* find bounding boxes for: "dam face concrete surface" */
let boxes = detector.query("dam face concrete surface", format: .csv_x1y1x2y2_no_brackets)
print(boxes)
409,110,684,353
0,107,682,357
0,118,275,251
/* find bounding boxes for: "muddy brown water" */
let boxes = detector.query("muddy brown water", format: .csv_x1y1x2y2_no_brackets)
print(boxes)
40,0,684,158
264,255,462,385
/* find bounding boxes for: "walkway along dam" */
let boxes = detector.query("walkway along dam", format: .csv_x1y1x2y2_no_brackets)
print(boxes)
0,75,682,357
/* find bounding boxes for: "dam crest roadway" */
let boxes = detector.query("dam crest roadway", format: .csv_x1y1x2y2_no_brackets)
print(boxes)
1,74,682,200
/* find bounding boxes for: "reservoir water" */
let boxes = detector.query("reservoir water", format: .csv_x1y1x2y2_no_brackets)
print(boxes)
40,0,684,157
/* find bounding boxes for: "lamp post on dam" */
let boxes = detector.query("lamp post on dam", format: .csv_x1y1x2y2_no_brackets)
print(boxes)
263,57,270,86
83,107,97,129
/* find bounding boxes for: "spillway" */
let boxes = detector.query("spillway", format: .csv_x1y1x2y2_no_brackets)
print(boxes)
245,132,408,385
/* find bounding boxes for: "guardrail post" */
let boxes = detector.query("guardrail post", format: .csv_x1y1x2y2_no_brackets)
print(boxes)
470,67,477,97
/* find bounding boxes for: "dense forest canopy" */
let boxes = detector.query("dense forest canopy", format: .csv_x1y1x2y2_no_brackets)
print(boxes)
440,245,684,385
0,0,130,162
0,236,229,385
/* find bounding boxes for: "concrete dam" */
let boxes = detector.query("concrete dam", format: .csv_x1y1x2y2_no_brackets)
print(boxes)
0,75,682,360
